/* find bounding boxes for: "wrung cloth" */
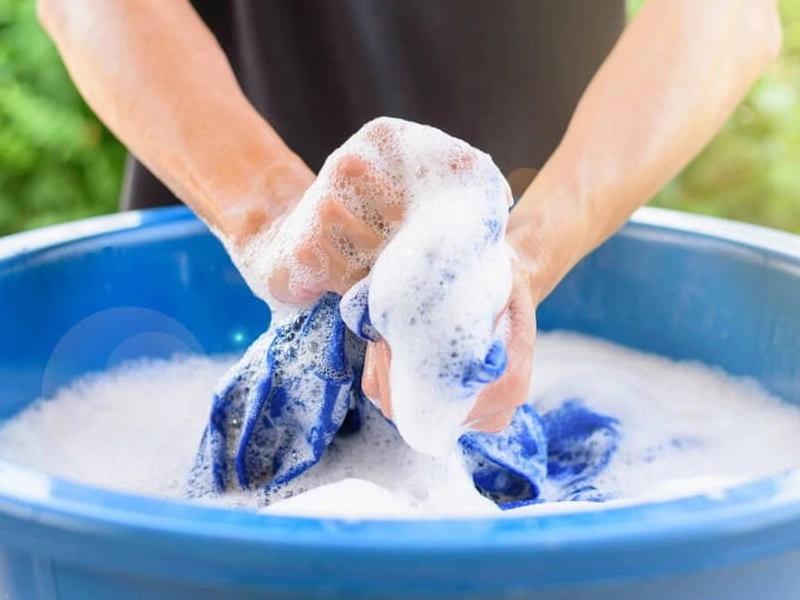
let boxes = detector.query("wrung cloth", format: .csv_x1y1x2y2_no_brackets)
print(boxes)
189,292,620,508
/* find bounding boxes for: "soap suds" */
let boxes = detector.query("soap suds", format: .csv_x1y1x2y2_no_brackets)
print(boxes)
2,332,800,519
0,355,233,498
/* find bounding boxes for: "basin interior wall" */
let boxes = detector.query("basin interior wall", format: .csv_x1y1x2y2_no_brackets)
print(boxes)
1,207,800,599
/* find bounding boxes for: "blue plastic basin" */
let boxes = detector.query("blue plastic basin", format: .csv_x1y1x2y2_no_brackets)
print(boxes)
1,206,800,599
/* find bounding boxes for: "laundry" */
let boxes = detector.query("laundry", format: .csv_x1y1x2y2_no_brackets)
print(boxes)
188,291,620,508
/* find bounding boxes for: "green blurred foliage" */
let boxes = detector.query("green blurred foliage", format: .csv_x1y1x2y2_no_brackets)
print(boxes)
0,0,125,235
629,0,800,234
0,0,799,235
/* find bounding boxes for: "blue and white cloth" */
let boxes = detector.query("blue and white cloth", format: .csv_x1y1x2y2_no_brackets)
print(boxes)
189,292,620,509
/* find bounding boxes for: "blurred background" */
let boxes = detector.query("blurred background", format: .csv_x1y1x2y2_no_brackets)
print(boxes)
0,0,798,236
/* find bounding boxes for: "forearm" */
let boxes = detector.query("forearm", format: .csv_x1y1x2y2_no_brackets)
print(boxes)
509,0,782,301
38,0,312,241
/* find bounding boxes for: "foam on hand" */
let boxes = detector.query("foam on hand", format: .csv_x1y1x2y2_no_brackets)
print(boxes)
220,117,514,455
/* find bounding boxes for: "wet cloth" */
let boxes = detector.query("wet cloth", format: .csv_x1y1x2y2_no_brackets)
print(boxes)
189,293,620,509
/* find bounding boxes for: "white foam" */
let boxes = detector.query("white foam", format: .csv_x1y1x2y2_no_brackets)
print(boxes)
368,187,512,455
259,479,422,519
2,332,800,519
0,355,234,498
528,332,800,501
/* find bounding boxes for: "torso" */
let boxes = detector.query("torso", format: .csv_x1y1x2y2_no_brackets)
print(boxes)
122,0,626,209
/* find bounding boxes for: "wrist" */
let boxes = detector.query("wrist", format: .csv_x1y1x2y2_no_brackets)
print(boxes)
198,110,315,244
209,150,315,307
217,155,315,248
506,167,593,304
173,102,314,246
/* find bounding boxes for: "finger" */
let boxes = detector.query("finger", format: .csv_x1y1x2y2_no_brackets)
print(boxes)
336,154,370,179
446,148,477,175
465,277,536,431
282,233,354,299
468,408,517,434
334,154,386,215
315,233,370,296
376,201,406,234
319,197,384,256
266,237,328,306
266,265,324,306
362,344,382,404
373,340,393,420
364,120,403,167
318,193,381,291
334,154,407,238
361,341,394,421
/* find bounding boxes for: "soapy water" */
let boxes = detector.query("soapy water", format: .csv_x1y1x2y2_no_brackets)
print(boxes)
2,331,800,518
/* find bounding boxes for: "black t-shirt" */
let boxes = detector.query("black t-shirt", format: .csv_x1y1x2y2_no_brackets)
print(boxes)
121,0,626,209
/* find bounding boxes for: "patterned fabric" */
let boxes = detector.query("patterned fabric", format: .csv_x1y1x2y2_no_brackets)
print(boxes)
190,292,619,509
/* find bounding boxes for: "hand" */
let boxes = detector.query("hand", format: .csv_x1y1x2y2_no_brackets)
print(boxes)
362,253,538,434
220,150,393,306
259,118,493,307
267,149,408,306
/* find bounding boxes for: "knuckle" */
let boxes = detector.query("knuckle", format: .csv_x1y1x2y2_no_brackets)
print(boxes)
336,154,369,179
295,242,322,269
317,195,344,223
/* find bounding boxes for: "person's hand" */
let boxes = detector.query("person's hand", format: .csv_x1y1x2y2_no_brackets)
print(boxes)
362,252,538,434
244,118,493,307
266,149,409,306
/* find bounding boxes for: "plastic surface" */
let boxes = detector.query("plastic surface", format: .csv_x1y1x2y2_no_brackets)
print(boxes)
1,206,800,599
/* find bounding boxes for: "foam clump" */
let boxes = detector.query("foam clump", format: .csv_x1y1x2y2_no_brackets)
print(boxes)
349,120,513,454
364,185,512,455
259,479,421,519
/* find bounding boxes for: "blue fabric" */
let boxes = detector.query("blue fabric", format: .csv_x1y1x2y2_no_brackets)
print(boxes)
190,295,363,494
543,399,620,502
458,404,547,508
190,292,620,508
